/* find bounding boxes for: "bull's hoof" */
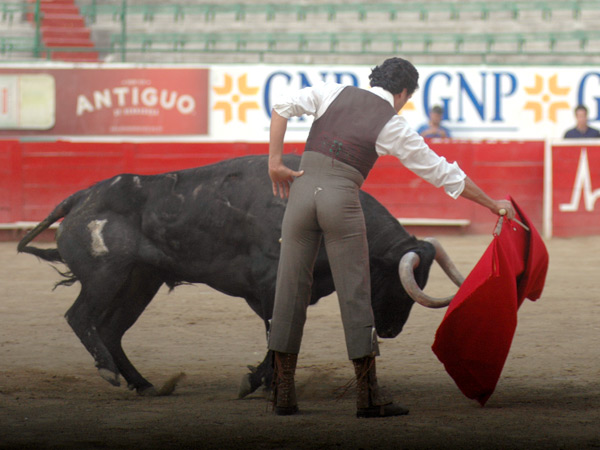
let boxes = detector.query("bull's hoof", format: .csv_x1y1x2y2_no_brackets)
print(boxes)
134,373,186,397
157,373,186,396
98,368,120,387
136,385,159,397
238,372,253,399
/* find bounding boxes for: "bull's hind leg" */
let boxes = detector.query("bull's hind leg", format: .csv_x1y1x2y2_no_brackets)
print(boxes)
98,266,163,396
65,284,126,387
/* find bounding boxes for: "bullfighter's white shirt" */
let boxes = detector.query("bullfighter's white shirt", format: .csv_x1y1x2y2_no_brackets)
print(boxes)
272,82,466,199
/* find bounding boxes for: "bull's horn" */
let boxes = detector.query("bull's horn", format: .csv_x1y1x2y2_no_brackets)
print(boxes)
423,237,465,288
399,252,454,308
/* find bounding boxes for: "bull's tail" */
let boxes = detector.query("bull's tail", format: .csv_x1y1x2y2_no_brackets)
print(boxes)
17,191,84,263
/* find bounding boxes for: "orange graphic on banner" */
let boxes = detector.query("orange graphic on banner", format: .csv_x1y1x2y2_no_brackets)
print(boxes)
213,74,260,123
523,74,570,123
399,101,415,114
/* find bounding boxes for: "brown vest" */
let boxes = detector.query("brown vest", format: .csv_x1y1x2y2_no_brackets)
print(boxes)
305,86,396,179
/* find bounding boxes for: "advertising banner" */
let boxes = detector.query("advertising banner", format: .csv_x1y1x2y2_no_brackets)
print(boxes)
0,67,209,136
0,64,599,140
549,141,600,237
210,64,600,141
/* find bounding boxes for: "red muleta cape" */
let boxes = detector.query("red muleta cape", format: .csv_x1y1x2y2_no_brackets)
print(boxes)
431,197,549,406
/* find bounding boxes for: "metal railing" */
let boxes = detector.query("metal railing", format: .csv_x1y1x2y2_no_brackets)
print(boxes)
2,1,600,63
76,1,600,23
103,30,600,63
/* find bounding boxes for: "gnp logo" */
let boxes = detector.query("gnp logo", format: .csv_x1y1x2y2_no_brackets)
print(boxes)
524,74,570,123
212,74,260,123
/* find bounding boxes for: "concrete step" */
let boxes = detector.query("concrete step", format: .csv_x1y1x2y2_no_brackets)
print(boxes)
42,37,94,47
52,51,98,61
38,4,80,15
28,7,80,21
31,0,76,4
40,14,86,28
41,26,91,39
42,50,98,61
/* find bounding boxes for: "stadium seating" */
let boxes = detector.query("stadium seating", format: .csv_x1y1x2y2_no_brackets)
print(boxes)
110,30,600,54
2,1,600,64
77,1,600,24
0,35,35,54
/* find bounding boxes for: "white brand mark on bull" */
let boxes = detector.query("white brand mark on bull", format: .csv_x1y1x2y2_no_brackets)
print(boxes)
559,148,600,212
87,219,109,256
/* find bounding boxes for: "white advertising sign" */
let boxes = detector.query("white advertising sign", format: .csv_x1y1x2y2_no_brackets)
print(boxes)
0,74,55,130
208,64,600,142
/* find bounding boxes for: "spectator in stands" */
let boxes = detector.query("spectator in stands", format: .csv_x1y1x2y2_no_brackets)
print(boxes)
417,105,451,138
564,105,600,139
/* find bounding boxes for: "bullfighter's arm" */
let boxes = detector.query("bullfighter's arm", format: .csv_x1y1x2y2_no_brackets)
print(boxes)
375,115,516,219
460,176,515,219
268,110,304,199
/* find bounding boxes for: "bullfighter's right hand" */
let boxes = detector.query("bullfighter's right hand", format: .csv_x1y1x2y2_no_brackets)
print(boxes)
493,200,515,220
269,163,304,199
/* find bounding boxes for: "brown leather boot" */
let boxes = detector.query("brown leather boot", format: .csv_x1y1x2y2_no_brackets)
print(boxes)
352,356,409,418
272,351,299,415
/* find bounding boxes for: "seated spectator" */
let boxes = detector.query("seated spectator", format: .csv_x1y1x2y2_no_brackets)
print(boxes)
564,105,600,138
417,105,451,138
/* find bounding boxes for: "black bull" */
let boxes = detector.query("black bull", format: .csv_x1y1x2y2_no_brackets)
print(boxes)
18,154,440,397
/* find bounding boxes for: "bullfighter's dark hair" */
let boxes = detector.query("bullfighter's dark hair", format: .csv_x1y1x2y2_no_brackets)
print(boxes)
369,57,419,96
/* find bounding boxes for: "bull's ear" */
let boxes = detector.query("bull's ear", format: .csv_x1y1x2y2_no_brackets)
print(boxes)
410,242,437,290
418,240,437,265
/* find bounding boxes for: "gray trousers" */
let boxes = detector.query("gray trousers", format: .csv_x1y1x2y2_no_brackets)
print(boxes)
268,151,379,360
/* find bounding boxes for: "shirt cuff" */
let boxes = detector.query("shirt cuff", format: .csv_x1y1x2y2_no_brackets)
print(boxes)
444,178,466,199
442,162,466,199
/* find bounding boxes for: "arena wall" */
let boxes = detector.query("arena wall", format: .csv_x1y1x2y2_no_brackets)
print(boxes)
0,138,546,237
2,138,599,238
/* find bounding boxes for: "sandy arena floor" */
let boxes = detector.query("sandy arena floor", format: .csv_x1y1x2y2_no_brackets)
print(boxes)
1,235,599,449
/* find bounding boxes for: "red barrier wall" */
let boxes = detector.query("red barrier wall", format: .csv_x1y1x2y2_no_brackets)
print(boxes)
365,140,544,234
0,139,545,235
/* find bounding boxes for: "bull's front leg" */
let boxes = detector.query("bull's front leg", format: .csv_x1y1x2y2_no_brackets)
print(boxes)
238,349,274,399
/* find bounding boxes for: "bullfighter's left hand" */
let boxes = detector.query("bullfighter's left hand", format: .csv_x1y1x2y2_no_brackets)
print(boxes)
269,163,304,199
